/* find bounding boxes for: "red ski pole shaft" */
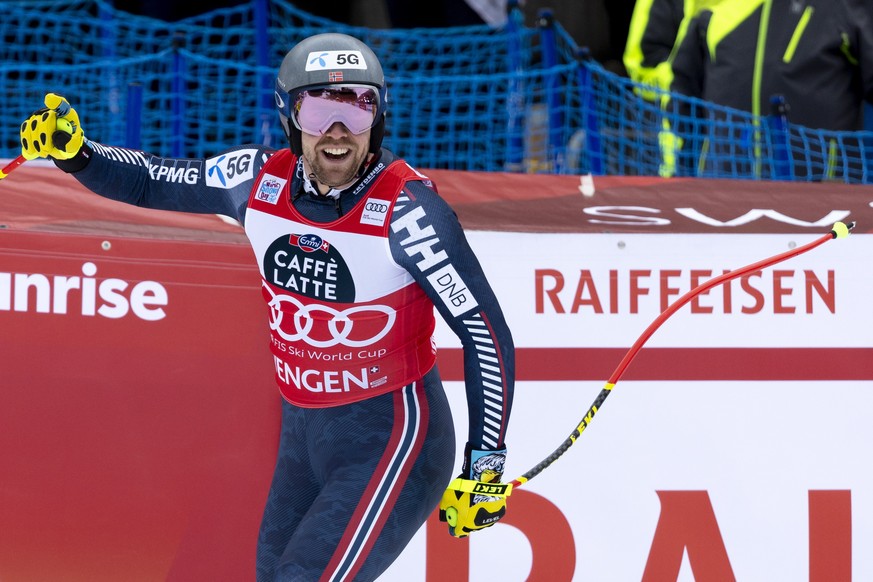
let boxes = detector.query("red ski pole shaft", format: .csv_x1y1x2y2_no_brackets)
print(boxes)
504,221,855,494
0,155,26,181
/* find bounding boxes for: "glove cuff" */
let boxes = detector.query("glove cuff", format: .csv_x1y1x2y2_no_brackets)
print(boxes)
461,442,507,482
53,142,93,173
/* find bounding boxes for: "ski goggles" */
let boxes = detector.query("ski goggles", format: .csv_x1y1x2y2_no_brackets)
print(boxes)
290,85,380,136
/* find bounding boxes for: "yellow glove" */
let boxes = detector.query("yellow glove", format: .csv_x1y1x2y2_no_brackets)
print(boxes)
20,93,84,160
438,445,508,538
439,478,508,538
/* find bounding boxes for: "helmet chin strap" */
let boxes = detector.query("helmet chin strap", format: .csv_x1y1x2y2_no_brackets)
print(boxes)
302,171,342,199
300,156,372,199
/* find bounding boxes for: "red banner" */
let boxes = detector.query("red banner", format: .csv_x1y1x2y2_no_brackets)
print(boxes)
1,163,871,580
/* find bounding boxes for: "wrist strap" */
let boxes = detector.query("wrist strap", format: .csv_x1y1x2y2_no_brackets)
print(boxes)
447,477,513,498
53,142,92,173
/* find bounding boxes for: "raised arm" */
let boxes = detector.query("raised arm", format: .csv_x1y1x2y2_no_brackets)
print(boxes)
20,92,273,223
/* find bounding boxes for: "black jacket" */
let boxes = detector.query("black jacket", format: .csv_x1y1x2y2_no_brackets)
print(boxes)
671,0,873,130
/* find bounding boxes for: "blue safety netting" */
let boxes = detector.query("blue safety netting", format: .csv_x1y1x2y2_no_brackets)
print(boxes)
1,0,871,182
580,63,873,183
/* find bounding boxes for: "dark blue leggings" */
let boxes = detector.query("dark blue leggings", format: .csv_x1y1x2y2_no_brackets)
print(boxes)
256,366,455,581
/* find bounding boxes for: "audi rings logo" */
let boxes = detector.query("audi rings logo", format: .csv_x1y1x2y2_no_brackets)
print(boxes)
365,202,388,213
264,284,396,347
360,197,392,227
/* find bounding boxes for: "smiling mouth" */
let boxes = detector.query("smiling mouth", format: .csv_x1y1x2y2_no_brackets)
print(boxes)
322,146,351,161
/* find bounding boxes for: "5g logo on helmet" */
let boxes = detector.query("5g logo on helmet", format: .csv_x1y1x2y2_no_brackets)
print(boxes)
305,50,368,71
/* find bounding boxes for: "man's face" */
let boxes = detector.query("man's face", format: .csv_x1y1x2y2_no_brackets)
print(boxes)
293,85,378,191
301,123,371,191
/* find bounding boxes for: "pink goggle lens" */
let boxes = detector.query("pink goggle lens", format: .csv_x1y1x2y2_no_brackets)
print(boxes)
293,86,378,136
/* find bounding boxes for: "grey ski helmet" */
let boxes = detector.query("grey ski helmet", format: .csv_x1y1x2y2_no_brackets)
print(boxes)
275,33,387,155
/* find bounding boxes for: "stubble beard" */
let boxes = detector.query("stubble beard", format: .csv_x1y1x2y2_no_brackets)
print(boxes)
305,140,367,190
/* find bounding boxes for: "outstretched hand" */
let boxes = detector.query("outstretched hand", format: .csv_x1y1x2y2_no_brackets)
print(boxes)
20,93,84,160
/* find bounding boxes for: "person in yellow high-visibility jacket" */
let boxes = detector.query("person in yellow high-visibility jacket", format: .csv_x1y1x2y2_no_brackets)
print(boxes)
625,0,724,97
624,0,723,176
671,0,873,180
672,0,873,131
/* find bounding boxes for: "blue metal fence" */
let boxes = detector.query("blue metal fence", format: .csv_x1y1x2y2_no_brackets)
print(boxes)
1,0,871,182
